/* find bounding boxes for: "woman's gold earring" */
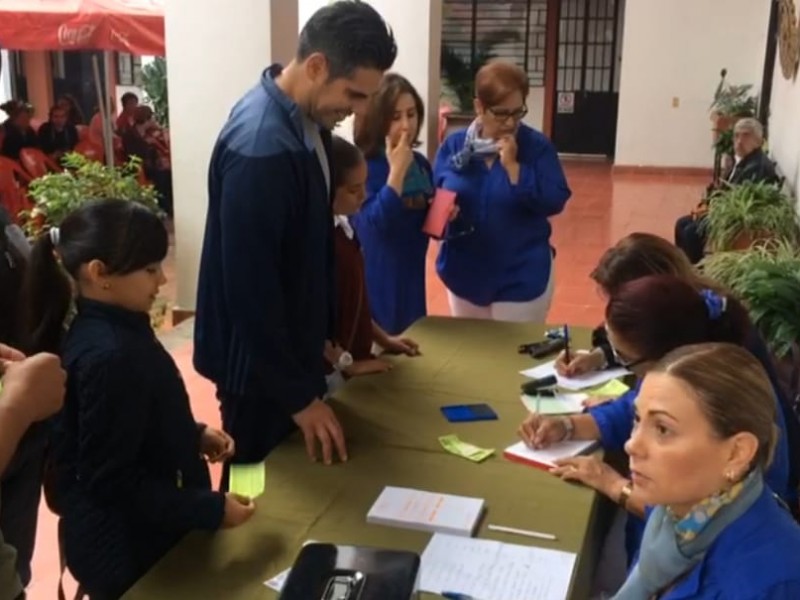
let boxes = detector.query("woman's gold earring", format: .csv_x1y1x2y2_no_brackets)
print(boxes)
102,283,111,290
725,470,735,483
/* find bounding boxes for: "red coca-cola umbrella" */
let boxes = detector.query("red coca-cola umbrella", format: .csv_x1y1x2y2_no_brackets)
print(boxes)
0,0,164,56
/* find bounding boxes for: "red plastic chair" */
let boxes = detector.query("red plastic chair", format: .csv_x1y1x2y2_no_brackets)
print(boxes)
438,104,453,144
0,157,32,223
74,140,105,163
19,147,61,180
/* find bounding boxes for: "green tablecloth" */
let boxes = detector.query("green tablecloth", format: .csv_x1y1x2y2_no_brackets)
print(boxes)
124,317,607,599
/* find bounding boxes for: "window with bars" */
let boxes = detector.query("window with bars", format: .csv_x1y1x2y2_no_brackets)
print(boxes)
557,0,618,93
442,0,548,109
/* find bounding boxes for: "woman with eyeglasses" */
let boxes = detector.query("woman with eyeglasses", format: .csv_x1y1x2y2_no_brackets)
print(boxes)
352,74,444,336
433,61,571,322
613,343,800,599
516,275,794,565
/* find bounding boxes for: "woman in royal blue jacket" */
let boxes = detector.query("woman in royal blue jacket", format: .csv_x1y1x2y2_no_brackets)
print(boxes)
352,74,434,335
612,343,800,599
434,61,571,322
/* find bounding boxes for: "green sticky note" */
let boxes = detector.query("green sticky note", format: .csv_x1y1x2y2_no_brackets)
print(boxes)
229,463,265,499
584,379,630,397
439,434,494,463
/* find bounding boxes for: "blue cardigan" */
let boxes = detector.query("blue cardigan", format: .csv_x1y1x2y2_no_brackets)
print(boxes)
635,487,800,599
194,65,333,420
350,153,431,335
433,125,571,306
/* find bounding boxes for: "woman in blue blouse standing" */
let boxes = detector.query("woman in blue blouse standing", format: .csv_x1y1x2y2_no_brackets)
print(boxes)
434,61,571,322
352,74,434,335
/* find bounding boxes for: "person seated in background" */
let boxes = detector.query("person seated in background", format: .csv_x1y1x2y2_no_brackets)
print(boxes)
37,105,79,163
0,101,37,161
324,136,420,393
116,92,139,135
56,94,85,126
122,106,173,216
613,343,800,600
674,117,779,264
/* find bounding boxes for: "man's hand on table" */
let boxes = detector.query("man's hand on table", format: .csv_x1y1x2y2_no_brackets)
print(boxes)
292,399,348,465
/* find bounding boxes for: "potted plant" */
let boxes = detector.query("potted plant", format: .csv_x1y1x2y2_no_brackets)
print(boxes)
701,241,800,359
709,68,758,142
701,181,799,251
142,57,169,128
21,152,161,236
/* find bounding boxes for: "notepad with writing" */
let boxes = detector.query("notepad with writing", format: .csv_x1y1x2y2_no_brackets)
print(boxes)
503,440,599,470
422,188,457,238
367,486,484,536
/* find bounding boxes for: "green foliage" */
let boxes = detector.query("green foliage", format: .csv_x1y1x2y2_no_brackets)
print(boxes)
22,153,161,236
701,181,799,250
441,30,522,112
701,242,800,357
142,57,169,127
713,128,733,156
710,69,757,117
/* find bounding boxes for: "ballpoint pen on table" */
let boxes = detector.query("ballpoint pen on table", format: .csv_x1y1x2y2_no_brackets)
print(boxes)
441,593,475,600
563,323,571,363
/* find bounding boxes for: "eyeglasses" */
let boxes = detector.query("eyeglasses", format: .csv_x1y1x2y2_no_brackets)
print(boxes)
426,219,476,242
487,105,528,124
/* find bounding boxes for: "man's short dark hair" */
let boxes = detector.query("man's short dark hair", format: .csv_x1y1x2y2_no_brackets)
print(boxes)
298,1,397,79
121,92,139,106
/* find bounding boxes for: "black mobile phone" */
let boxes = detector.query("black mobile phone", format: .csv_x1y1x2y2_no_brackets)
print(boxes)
518,338,566,359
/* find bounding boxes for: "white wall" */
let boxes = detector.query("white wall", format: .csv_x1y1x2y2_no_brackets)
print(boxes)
165,0,297,311
0,50,11,106
615,0,770,169
768,3,800,200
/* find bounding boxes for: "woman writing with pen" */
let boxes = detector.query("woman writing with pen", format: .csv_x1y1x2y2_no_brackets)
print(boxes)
517,275,795,565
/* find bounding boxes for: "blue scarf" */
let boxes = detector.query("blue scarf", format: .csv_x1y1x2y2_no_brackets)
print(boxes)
450,119,499,171
613,469,763,599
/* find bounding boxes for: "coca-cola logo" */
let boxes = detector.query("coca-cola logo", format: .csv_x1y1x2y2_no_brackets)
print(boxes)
57,23,97,47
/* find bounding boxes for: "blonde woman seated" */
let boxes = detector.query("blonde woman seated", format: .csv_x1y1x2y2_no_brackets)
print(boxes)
611,343,800,599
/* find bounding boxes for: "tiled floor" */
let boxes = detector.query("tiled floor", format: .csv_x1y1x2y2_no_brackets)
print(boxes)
23,160,707,599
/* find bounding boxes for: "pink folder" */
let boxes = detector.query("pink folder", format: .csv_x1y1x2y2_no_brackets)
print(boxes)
422,188,457,239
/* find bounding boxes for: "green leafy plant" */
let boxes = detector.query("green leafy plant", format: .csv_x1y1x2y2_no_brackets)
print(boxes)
441,30,522,112
701,242,800,357
142,57,169,127
713,128,734,156
22,153,161,236
701,181,799,251
710,68,757,117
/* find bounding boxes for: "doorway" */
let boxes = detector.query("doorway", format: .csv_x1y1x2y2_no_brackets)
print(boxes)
550,0,622,156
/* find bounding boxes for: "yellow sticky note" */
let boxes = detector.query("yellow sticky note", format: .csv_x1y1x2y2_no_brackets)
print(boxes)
584,379,630,397
229,463,265,499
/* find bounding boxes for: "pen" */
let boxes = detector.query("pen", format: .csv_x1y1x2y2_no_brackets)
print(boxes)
441,593,474,600
488,523,558,541
563,323,571,363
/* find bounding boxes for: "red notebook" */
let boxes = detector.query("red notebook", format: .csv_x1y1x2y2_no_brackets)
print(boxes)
422,188,457,239
503,440,599,471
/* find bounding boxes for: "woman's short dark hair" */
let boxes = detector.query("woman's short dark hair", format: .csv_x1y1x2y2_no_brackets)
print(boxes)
354,73,425,158
605,274,751,362
298,1,397,79
330,136,364,188
21,200,168,353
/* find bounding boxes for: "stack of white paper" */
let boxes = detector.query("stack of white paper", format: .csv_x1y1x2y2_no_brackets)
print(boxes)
420,533,577,600
367,486,485,536
520,360,629,391
504,440,599,470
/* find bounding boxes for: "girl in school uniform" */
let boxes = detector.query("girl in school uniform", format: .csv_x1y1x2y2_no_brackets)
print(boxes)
613,343,800,599
22,200,255,599
434,61,571,323
326,137,420,388
352,74,435,335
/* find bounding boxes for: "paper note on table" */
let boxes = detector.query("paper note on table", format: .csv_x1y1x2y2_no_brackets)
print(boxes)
520,359,629,391
367,486,484,536
520,393,587,415
504,440,599,470
420,533,577,600
229,463,265,499
583,378,630,397
439,434,495,462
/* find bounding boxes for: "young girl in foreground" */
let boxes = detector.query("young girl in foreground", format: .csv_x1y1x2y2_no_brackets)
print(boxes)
24,200,254,599
326,137,420,388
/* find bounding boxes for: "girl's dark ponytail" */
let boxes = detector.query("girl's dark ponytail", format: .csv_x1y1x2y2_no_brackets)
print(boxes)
21,231,72,354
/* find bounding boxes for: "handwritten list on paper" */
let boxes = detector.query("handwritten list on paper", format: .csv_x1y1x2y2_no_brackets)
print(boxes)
420,533,577,600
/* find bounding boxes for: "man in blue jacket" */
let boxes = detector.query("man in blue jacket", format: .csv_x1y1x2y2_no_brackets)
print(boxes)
195,1,396,481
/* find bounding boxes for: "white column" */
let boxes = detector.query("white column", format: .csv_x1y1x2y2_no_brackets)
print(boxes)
165,0,298,313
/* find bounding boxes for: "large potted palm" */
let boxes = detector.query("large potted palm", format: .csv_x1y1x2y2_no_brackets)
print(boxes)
702,181,799,251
